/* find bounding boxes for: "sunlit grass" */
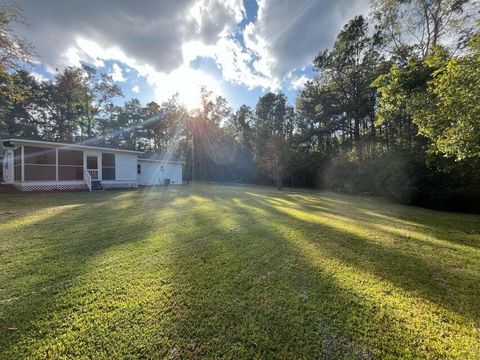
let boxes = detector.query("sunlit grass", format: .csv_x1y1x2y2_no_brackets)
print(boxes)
0,184,479,359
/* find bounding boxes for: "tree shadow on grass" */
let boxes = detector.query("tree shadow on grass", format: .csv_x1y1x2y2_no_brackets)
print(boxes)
249,194,480,321
1,186,479,359
0,189,184,358
151,188,479,358
282,191,480,250
144,194,447,359
244,193,480,320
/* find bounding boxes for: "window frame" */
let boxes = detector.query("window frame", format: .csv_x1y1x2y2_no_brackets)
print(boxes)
101,153,116,180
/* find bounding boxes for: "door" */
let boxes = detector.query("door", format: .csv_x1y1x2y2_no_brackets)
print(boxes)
86,155,99,179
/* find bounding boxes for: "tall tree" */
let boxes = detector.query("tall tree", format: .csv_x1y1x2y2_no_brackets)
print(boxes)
191,87,231,181
230,104,254,152
263,135,292,190
79,64,123,139
371,0,471,61
313,15,383,158
0,70,43,137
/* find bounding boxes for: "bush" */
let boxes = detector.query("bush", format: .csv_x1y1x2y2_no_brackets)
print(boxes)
323,152,480,211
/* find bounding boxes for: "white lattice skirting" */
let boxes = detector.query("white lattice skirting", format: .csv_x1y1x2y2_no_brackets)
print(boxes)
14,183,88,192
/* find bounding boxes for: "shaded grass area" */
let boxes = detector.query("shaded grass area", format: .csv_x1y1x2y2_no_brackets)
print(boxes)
0,184,479,359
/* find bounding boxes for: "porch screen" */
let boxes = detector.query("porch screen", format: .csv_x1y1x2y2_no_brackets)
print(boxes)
58,149,83,180
14,147,21,181
102,153,115,180
24,146,56,181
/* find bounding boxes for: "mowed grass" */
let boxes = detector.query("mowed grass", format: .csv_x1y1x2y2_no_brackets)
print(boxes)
0,184,479,359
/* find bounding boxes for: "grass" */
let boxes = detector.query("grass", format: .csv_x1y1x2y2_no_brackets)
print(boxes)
0,184,479,359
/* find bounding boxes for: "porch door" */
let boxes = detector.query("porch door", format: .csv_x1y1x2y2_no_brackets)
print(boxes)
86,156,99,180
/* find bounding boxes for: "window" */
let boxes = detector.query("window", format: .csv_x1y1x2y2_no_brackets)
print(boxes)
24,146,56,165
24,146,56,181
137,164,141,175
25,165,56,180
102,153,115,180
87,156,98,169
58,149,83,180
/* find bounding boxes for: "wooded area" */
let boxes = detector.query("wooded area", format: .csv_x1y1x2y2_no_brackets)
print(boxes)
1,0,479,211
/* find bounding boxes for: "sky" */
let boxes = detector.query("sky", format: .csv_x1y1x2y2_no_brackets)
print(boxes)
15,0,369,110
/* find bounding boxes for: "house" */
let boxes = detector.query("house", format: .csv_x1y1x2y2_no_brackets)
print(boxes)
1,137,184,191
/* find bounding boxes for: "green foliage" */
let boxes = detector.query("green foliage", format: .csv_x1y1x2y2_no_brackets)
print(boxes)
312,15,382,152
413,36,480,160
324,152,421,203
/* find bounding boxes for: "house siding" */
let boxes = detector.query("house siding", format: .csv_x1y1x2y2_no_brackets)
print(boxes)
115,153,138,181
137,160,183,185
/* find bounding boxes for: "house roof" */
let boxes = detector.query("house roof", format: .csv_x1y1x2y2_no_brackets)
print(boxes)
0,136,186,164
1,136,143,154
139,152,186,164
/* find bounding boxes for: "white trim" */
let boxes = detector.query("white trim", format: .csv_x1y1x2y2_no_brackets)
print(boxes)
21,145,24,182
13,180,88,192
15,180,86,184
6,138,143,154
55,148,58,181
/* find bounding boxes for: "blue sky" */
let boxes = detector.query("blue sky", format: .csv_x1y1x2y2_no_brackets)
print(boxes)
19,0,368,110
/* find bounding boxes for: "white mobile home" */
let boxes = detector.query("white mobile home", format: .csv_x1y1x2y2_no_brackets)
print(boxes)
1,137,184,191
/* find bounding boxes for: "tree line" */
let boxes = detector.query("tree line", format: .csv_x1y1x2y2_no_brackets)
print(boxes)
1,0,479,211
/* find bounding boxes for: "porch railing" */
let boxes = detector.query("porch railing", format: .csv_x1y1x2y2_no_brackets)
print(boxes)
83,168,92,192
87,169,98,180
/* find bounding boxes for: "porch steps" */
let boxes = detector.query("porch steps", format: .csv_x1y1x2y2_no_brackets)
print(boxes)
91,180,104,191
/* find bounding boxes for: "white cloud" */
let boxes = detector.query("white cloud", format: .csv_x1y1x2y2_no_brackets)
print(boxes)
30,72,48,82
61,37,221,109
15,0,370,100
110,63,126,82
131,85,140,93
290,74,309,90
241,0,369,85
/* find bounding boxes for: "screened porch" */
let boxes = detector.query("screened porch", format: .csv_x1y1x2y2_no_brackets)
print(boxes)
13,145,116,183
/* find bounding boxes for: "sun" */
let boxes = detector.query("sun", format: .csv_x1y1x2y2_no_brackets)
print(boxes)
154,66,223,110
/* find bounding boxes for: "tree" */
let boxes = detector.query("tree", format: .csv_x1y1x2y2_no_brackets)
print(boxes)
79,64,123,139
191,87,231,181
0,70,43,137
313,15,383,158
48,66,86,142
372,57,430,151
254,92,294,156
263,135,292,190
0,2,38,135
0,2,33,69
412,30,480,160
371,0,471,61
230,104,254,152
144,95,187,152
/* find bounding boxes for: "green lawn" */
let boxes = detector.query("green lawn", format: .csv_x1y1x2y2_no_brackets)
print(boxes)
0,184,479,359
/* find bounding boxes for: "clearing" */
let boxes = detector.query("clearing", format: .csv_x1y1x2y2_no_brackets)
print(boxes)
0,184,479,358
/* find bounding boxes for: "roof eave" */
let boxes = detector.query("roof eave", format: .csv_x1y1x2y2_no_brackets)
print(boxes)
138,158,186,164
5,138,144,154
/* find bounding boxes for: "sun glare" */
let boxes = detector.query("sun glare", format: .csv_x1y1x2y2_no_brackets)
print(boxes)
154,65,222,110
